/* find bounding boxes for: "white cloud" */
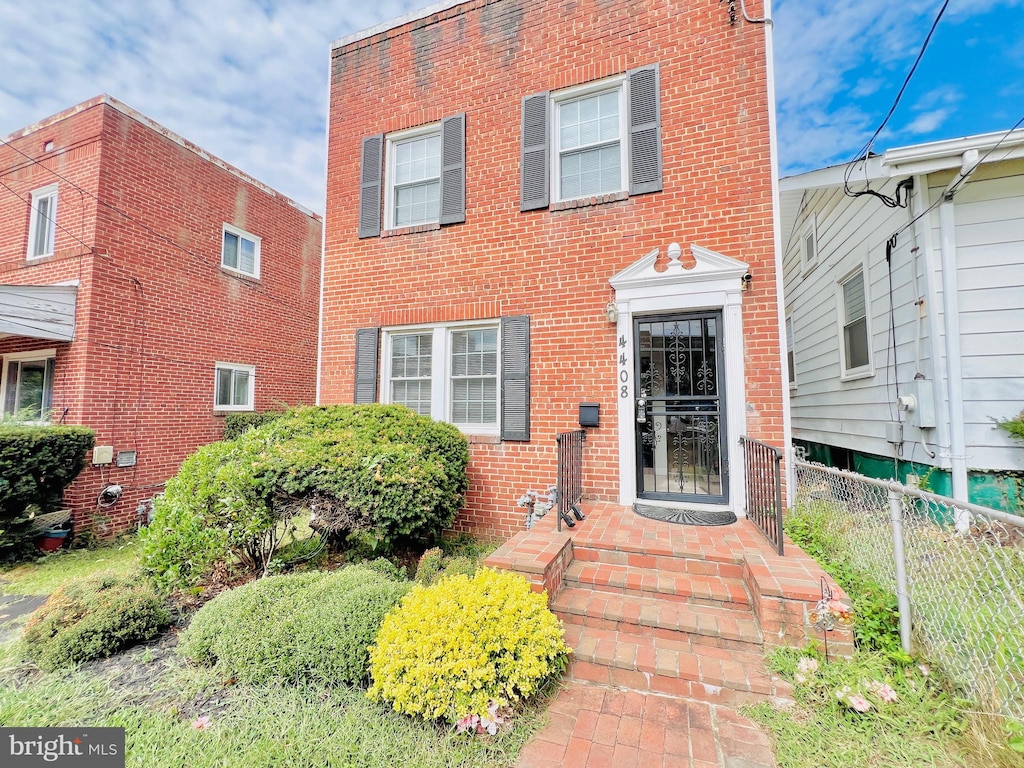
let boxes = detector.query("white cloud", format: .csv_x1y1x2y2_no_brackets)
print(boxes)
0,0,420,213
903,109,949,134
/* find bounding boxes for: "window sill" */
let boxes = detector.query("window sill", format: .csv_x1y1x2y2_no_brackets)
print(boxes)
382,222,441,237
840,369,874,383
220,267,261,283
551,190,628,211
466,434,502,445
213,406,255,413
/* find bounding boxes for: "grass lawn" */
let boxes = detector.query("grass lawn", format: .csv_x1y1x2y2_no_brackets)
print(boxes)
0,539,141,595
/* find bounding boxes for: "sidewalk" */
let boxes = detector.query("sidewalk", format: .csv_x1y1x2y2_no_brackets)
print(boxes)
516,682,777,768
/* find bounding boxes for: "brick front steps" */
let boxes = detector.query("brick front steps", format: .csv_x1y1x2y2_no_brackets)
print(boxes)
484,501,852,706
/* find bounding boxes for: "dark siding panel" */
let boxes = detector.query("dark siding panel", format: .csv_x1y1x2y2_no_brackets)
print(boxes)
439,114,466,225
358,135,383,238
354,327,380,404
501,315,530,441
520,93,549,211
628,64,662,195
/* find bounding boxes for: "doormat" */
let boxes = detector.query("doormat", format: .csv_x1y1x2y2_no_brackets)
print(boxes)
633,503,737,526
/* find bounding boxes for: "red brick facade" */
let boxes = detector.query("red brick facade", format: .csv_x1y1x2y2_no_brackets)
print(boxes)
321,0,784,540
0,97,322,535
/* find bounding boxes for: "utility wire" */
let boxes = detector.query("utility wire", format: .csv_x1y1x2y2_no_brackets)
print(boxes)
844,0,950,206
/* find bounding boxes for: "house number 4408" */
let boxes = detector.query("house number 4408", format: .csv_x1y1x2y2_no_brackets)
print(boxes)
619,335,629,398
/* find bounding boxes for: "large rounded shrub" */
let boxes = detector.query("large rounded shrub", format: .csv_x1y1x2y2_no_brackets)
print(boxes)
368,568,570,723
23,573,172,671
178,565,410,685
141,405,469,591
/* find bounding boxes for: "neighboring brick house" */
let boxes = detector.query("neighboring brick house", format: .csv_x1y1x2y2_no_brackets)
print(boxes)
0,96,322,535
320,0,785,540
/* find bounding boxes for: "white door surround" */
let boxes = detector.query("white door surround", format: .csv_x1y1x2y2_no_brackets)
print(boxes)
610,242,749,512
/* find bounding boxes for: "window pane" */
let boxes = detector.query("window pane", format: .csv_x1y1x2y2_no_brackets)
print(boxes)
232,370,250,405
33,196,53,256
216,368,232,405
391,380,432,415
223,232,239,269
395,180,440,227
559,90,619,152
16,361,46,420
239,237,256,275
391,334,432,378
843,272,866,321
845,318,869,370
394,134,440,185
451,378,497,424
450,329,497,425
560,144,620,198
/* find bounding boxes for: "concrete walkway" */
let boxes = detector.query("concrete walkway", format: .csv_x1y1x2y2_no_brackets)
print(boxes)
0,593,46,644
516,682,777,768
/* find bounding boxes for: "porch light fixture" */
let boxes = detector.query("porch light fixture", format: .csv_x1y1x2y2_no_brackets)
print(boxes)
741,272,753,291
604,301,619,323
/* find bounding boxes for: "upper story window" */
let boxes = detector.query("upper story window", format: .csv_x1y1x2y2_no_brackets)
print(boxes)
222,225,261,278
214,363,255,411
27,185,58,259
521,64,662,211
387,126,442,229
839,267,872,379
358,115,466,238
800,215,818,271
554,83,627,201
2,350,56,421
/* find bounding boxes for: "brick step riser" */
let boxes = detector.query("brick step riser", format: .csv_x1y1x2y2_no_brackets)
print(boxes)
573,546,745,579
566,658,791,707
555,610,763,653
564,576,751,611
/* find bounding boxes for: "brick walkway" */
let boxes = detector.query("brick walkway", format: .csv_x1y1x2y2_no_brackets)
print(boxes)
516,682,777,768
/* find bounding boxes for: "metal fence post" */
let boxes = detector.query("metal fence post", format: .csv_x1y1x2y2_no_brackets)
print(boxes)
888,488,913,654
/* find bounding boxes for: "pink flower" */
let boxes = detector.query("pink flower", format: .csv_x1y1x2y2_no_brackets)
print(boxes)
455,714,479,734
847,694,872,713
479,701,505,735
876,684,897,703
796,657,819,675
190,715,211,730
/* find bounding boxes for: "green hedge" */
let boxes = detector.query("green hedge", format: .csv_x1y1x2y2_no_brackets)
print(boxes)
0,425,94,555
141,405,469,590
222,411,286,440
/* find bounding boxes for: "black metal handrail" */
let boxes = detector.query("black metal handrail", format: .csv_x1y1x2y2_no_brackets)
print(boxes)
556,430,586,531
741,436,784,554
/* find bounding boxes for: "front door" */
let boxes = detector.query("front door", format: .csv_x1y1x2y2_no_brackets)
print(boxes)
634,312,727,503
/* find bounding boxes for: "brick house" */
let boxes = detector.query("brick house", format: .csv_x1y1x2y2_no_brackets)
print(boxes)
0,96,322,536
320,0,786,541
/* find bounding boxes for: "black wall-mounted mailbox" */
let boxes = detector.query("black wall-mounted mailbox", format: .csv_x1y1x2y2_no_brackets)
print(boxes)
579,403,600,428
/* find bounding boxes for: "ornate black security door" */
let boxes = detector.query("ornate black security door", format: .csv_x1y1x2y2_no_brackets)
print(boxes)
634,312,727,503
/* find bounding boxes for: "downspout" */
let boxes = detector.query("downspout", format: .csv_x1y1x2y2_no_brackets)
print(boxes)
938,149,979,530
760,0,792,506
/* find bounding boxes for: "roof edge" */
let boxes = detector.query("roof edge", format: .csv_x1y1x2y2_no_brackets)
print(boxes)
331,0,468,50
2,95,320,222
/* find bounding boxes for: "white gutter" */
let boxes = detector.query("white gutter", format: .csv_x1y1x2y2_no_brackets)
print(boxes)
938,149,980,531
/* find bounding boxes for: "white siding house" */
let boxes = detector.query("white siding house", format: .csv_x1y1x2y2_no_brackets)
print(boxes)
780,129,1024,511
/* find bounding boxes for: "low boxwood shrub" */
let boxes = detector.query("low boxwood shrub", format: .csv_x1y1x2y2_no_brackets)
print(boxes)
0,424,94,556
368,568,570,724
222,411,286,440
178,565,410,686
22,572,172,671
415,547,478,585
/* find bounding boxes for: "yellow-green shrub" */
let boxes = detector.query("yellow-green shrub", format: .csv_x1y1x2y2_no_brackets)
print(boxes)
368,568,570,723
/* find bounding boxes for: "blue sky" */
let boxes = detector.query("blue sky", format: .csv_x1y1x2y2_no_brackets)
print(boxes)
1,0,1022,213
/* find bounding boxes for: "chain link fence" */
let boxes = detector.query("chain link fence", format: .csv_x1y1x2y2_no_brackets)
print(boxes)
794,459,1024,722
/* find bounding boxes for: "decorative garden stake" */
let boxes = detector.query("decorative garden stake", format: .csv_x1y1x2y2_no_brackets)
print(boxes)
807,576,853,660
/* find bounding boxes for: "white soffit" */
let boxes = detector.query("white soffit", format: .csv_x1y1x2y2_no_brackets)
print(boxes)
0,285,77,341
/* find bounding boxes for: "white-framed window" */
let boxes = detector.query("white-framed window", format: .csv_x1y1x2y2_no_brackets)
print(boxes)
384,124,441,230
382,322,500,433
214,363,255,411
2,349,56,421
221,225,261,278
27,185,58,259
552,77,628,202
800,215,817,271
838,267,873,379
785,314,796,387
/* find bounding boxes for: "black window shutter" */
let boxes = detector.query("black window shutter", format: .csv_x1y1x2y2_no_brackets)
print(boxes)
500,315,530,441
439,114,466,225
628,64,663,195
520,93,549,211
354,327,380,404
358,135,383,238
